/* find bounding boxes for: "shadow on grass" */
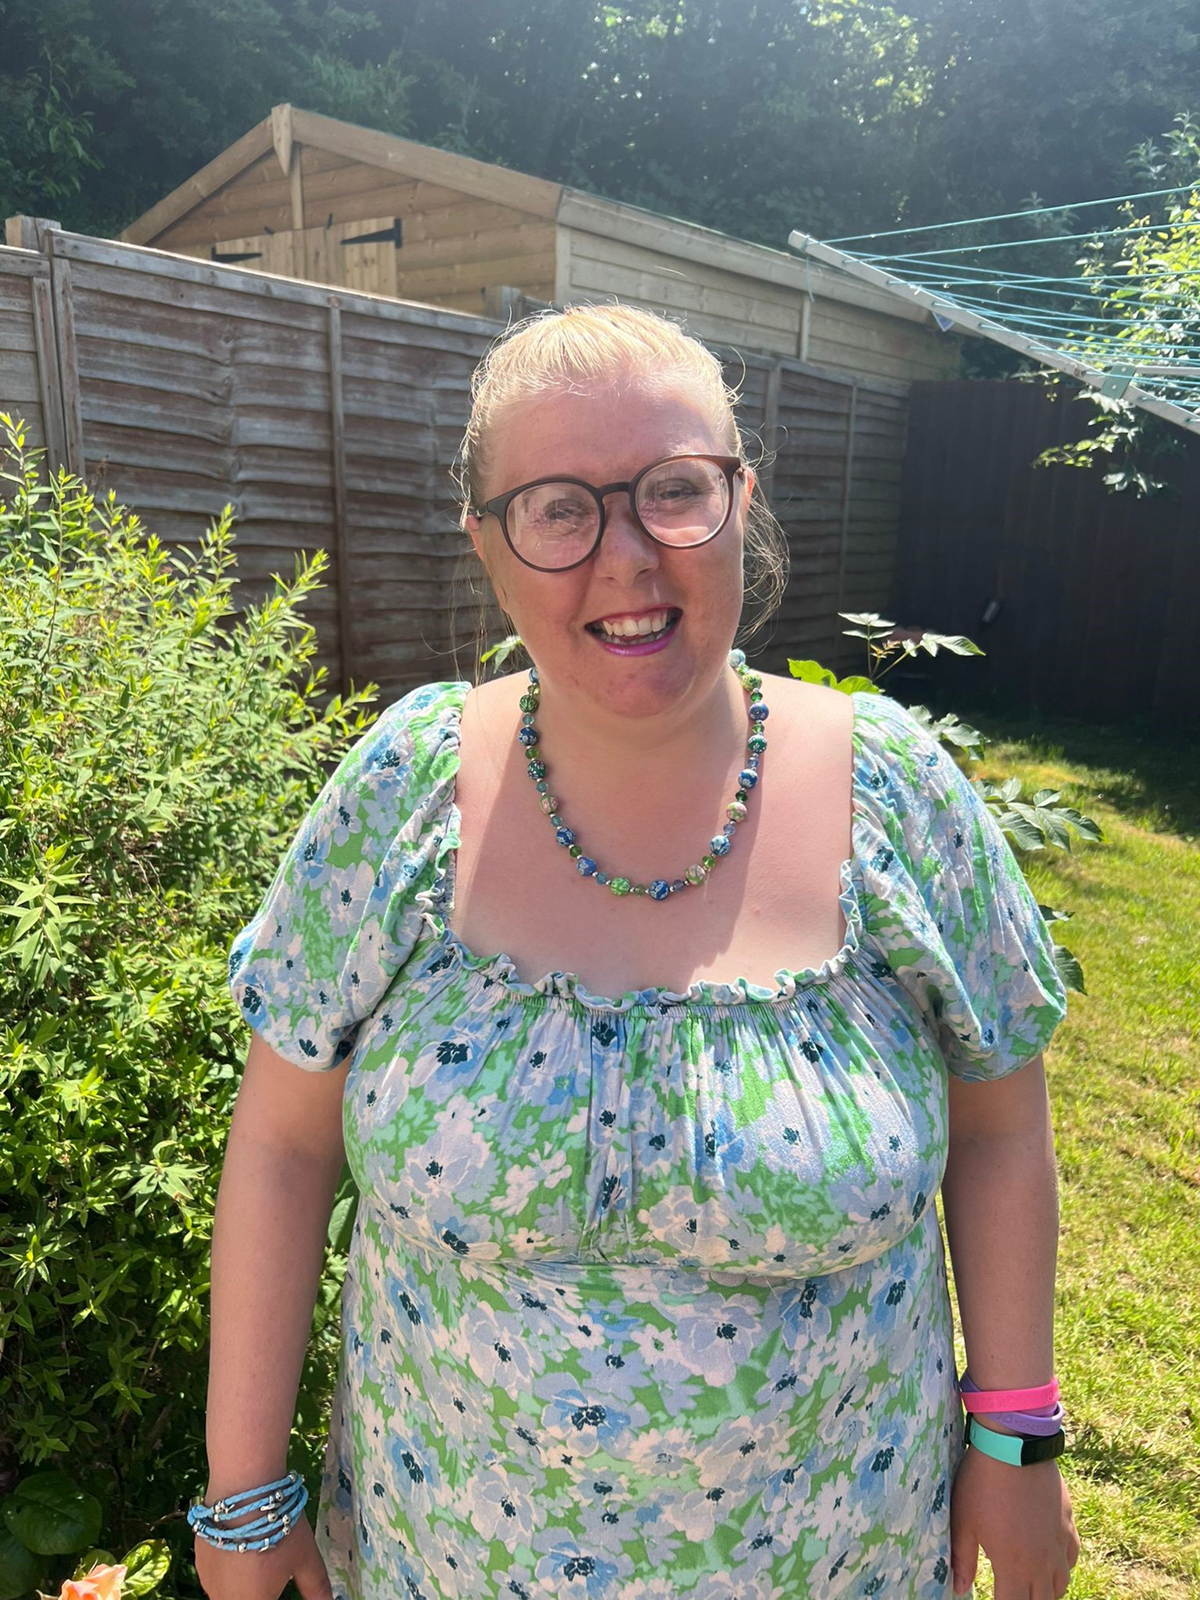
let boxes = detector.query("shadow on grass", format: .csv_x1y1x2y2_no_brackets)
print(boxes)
912,686,1200,847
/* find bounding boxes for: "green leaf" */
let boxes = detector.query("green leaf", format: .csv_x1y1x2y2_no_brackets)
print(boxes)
785,657,840,686
119,1537,172,1596
71,1548,119,1579
0,1525,45,1600
2,1471,103,1556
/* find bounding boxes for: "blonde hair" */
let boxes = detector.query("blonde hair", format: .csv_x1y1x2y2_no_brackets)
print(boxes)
449,301,789,684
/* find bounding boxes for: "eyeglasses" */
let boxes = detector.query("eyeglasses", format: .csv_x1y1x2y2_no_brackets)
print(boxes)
470,453,747,572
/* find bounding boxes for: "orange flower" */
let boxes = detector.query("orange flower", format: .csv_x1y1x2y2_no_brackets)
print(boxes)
43,1563,127,1600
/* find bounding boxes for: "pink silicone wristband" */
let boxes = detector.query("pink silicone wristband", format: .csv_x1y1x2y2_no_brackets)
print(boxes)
959,1377,1060,1413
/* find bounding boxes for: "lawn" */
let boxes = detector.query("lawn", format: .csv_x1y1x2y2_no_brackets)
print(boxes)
930,693,1200,1599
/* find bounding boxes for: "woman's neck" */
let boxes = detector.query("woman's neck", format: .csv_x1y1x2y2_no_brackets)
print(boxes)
522,663,749,803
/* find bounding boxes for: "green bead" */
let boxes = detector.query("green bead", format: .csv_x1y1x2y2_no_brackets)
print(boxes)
685,863,708,885
633,884,647,895
519,692,539,712
751,721,765,736
748,734,767,753
525,744,539,762
736,788,748,803
568,843,582,858
609,876,631,896
701,853,716,871
744,673,762,693
527,758,546,779
727,800,748,822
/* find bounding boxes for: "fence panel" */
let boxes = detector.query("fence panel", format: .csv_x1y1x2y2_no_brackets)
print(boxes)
1,224,911,701
894,379,1199,727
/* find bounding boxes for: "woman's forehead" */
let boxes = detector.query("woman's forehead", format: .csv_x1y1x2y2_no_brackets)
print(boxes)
487,383,721,483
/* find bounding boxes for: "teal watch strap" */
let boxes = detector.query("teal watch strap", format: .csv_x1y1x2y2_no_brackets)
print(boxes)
966,1414,1066,1466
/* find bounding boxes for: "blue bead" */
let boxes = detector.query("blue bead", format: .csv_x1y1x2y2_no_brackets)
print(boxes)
577,856,598,876
649,879,671,899
555,826,576,847
536,779,549,793
749,701,768,720
727,647,746,667
594,871,609,886
670,878,687,893
710,834,731,856
517,726,538,746
529,665,539,683
722,820,737,836
739,768,758,789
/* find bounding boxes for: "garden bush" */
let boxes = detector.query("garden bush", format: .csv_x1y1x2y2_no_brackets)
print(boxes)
0,417,378,1599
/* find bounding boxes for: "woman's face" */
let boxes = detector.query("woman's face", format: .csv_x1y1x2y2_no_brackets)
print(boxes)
464,380,755,723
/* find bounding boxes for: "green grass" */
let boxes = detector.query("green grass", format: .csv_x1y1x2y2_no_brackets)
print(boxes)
931,695,1200,1599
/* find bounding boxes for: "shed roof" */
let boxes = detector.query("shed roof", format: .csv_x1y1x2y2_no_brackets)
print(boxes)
121,102,943,333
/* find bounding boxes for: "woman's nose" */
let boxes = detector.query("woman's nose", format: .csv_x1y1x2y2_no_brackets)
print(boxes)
593,493,660,577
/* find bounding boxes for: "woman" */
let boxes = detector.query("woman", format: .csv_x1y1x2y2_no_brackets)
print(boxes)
195,304,1081,1600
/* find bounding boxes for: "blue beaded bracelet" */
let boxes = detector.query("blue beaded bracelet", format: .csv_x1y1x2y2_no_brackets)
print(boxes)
188,1469,309,1553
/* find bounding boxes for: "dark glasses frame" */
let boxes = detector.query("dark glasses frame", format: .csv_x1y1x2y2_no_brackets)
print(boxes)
469,453,748,573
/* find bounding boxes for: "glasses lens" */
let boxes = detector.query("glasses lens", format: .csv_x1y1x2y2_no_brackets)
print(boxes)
636,458,731,545
509,483,600,568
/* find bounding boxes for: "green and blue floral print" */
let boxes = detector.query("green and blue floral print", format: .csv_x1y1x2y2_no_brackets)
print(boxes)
227,676,1068,1600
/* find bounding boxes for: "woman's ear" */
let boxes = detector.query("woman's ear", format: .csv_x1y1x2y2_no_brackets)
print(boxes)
468,516,510,613
465,510,487,563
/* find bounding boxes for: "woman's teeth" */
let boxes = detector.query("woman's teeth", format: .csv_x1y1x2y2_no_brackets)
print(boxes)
591,609,677,638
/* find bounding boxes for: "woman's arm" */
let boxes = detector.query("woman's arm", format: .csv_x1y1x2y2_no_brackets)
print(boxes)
939,1053,1059,1435
203,1033,350,1500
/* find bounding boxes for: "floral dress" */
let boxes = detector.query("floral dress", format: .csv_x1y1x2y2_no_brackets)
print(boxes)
227,666,1068,1600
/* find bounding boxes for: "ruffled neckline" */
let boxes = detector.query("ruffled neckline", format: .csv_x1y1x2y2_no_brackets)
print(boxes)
414,678,874,1013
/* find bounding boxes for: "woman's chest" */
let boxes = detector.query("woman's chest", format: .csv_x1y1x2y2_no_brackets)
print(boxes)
343,953,950,1278
446,679,858,997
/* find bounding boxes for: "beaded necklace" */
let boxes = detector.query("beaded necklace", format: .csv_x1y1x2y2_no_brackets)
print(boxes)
516,646,769,901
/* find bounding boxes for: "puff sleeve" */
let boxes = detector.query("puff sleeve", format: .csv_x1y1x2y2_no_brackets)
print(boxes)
854,690,1069,1082
226,681,460,1071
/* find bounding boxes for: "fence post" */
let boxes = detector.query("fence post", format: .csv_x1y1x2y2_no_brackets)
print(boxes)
836,383,858,640
32,278,68,476
327,299,353,700
44,229,85,479
759,360,782,503
4,215,59,251
4,217,70,476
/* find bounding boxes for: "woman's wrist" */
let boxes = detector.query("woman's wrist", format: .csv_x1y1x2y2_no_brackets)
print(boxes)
203,1462,292,1506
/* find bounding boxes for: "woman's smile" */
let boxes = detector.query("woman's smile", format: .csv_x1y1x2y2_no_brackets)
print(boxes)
584,606,684,652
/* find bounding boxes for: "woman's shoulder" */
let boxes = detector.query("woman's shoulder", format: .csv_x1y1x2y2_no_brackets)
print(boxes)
354,678,471,764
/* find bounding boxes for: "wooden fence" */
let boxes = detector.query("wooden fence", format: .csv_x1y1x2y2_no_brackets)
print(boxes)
894,379,1200,730
1,218,910,703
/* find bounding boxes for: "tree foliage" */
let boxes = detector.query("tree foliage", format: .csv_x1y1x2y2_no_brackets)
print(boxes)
1,0,1198,247
1033,113,1200,494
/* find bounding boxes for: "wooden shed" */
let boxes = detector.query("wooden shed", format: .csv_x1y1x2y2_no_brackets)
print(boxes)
122,103,960,387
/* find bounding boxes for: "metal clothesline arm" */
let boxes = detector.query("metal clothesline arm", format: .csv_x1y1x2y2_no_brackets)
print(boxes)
787,230,1200,436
